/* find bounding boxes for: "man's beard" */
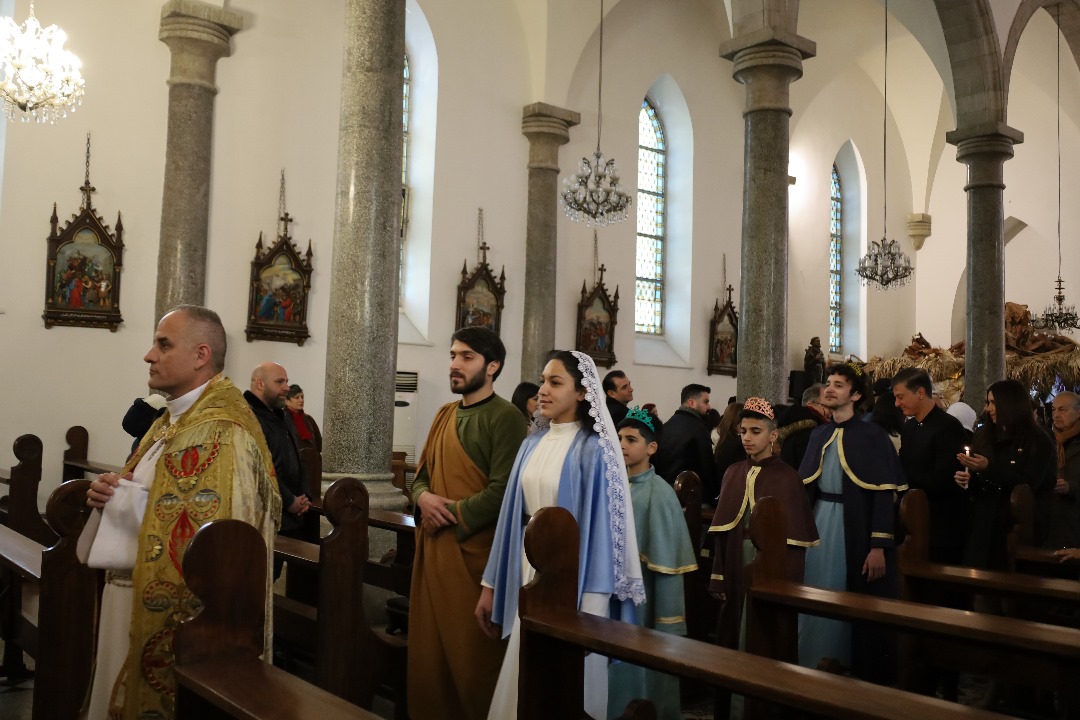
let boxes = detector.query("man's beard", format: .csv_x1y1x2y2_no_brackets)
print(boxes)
451,367,487,396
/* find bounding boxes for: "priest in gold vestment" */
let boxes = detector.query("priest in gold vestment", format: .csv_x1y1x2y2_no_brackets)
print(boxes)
84,306,280,720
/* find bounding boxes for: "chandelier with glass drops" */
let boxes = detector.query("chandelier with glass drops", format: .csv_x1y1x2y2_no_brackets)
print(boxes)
0,2,85,124
1033,4,1079,334
855,0,913,290
560,0,631,227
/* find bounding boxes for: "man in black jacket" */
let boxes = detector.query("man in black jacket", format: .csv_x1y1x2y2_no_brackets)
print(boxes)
245,362,311,559
603,369,634,425
654,383,720,498
778,384,830,470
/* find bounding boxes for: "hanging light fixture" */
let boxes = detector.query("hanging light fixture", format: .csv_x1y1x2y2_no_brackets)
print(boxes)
0,2,85,123
560,0,632,227
856,0,913,290
1033,4,1080,334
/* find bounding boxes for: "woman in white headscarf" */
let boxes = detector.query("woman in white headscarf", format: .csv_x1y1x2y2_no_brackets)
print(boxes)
476,350,645,720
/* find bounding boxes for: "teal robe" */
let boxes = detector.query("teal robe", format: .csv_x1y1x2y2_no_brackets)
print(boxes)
608,467,697,720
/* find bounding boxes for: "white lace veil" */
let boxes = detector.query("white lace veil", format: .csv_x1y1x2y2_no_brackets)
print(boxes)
570,351,646,604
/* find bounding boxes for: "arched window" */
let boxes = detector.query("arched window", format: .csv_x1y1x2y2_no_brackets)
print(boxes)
829,164,842,353
399,53,410,289
636,98,666,335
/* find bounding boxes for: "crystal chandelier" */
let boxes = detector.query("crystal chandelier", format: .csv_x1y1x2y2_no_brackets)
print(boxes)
857,237,912,289
560,0,631,227
1033,4,1079,334
0,2,85,123
855,0,913,290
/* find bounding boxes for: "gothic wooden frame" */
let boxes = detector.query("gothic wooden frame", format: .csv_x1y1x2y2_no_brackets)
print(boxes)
575,266,619,369
708,285,738,377
456,242,506,336
43,185,124,331
245,213,314,346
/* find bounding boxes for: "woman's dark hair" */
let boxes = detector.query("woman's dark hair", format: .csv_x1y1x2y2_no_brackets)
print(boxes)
982,379,1036,443
511,382,540,420
870,392,904,436
716,402,744,442
546,350,594,429
286,384,303,399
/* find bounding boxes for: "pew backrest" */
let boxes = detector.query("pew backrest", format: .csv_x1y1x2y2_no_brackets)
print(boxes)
175,519,379,719
517,506,1004,720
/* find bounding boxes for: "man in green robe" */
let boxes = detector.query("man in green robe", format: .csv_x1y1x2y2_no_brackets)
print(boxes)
408,327,527,720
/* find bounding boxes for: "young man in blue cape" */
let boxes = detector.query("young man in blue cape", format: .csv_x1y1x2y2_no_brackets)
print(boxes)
797,362,907,683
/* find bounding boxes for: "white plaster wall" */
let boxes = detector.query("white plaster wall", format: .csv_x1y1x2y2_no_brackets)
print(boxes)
2,0,1072,505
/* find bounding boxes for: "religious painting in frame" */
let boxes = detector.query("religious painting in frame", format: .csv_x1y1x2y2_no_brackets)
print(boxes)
456,242,506,336
576,265,619,369
708,285,738,377
245,214,314,346
43,192,125,331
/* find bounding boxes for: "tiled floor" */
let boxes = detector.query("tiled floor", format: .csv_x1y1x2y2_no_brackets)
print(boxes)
0,646,33,720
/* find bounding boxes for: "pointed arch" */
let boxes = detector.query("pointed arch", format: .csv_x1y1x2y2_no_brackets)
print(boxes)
833,141,868,361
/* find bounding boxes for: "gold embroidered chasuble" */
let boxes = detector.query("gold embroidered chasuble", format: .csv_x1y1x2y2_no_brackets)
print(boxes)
112,375,281,720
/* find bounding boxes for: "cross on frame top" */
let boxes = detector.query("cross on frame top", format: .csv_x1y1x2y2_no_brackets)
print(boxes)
80,178,95,209
598,263,608,284
478,241,490,264
725,283,734,303
279,211,293,239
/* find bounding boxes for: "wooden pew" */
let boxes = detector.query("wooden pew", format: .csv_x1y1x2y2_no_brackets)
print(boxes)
672,470,714,645
517,506,1003,720
1008,484,1073,573
0,478,97,720
175,518,380,719
0,434,57,547
272,477,407,717
744,496,1080,712
899,488,1080,627
61,425,123,482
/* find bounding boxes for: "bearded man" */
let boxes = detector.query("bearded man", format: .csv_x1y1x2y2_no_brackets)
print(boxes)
407,326,527,720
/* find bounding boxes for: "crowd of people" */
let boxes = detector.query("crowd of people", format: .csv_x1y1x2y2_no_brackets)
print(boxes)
78,308,1080,720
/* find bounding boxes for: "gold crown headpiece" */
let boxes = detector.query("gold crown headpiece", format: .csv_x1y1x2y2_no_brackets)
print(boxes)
742,396,774,420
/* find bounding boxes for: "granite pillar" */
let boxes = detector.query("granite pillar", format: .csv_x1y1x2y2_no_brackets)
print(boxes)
155,1,242,320
521,103,580,383
322,0,405,504
945,124,1023,405
720,32,815,401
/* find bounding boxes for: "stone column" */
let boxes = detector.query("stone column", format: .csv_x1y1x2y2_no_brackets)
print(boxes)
155,1,243,320
945,124,1023,405
521,103,580,383
720,32,815,401
322,0,405,504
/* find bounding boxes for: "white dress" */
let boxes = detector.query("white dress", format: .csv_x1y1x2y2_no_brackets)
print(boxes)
85,382,208,720
486,420,611,720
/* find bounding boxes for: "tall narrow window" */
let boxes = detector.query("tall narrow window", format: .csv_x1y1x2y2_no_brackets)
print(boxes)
829,164,843,353
636,99,666,335
399,53,410,289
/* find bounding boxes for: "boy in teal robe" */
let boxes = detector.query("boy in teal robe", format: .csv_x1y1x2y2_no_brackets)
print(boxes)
608,407,697,720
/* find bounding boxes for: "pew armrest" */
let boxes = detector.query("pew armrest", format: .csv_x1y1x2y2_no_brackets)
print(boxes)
175,655,381,719
0,524,42,579
904,561,1080,602
273,535,319,570
751,580,1080,659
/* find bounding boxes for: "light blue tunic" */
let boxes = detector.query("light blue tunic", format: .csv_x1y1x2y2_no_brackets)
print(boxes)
798,441,851,667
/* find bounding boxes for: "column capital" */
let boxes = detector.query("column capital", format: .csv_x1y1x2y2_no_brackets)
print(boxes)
907,213,932,251
159,0,244,92
522,102,580,171
721,34,813,115
946,122,1023,157
719,28,816,64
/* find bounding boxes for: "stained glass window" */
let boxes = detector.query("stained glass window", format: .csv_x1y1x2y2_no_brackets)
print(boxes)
829,164,842,353
636,99,666,335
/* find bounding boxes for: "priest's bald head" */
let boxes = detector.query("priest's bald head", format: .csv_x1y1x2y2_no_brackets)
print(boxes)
144,305,227,399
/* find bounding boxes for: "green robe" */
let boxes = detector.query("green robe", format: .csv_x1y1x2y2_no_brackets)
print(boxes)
608,467,697,720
